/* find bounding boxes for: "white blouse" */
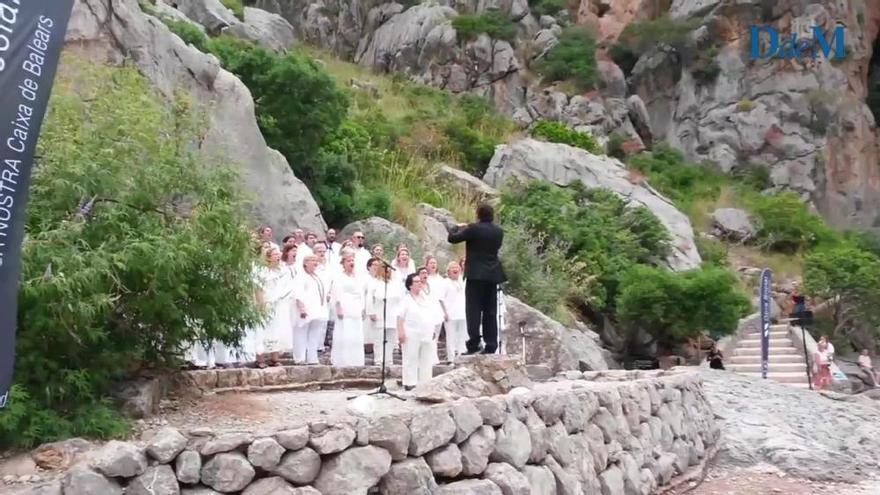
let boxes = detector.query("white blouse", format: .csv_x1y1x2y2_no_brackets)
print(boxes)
294,271,327,321
367,276,404,327
442,277,466,321
260,265,295,305
331,271,367,318
398,292,437,342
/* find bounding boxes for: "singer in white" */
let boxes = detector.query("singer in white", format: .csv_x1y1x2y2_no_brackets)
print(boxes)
330,249,367,366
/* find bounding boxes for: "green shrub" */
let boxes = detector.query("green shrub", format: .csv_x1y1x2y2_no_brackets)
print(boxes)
617,265,750,346
500,224,595,325
696,236,729,268
531,120,601,154
3,58,262,448
220,0,244,20
804,245,880,334
162,19,209,52
500,180,670,311
730,161,771,191
627,144,726,214
529,0,567,16
452,11,517,42
533,26,598,91
749,191,836,252
610,16,701,76
444,119,499,176
607,131,628,160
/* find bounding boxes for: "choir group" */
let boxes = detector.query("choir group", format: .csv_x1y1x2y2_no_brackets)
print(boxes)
186,226,503,389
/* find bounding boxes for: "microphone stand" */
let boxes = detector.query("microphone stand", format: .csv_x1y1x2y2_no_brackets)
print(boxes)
349,258,404,401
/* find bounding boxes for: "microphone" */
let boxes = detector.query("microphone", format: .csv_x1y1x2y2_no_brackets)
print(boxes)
375,257,396,270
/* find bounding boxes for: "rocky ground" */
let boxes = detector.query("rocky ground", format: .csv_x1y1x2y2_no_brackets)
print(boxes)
697,370,880,484
667,465,880,495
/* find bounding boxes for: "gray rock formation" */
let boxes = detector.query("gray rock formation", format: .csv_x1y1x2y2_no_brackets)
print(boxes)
242,477,299,495
413,367,493,403
341,217,422,259
174,450,201,484
438,165,500,198
61,466,122,495
425,444,463,477
438,479,503,494
126,465,180,495
711,208,755,242
408,406,456,456
67,0,327,239
226,7,297,52
503,295,608,372
246,437,285,470
379,458,439,494
90,441,147,478
312,446,393,495
632,0,880,233
274,448,321,485
146,427,188,464
484,138,702,270
173,0,238,34
200,452,255,492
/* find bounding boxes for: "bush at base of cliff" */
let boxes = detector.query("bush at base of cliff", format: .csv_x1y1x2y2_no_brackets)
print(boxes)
531,120,602,154
749,191,836,253
452,11,517,42
616,266,751,347
2,58,262,449
220,0,244,20
529,0,567,16
533,26,599,91
804,245,880,338
499,180,670,312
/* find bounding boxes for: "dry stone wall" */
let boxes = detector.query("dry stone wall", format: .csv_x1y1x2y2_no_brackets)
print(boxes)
43,370,717,495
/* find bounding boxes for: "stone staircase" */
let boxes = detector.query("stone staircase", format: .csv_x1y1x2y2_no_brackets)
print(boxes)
726,324,812,389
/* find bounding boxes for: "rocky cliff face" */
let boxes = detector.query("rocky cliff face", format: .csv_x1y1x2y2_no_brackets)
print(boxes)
65,0,326,236
630,0,880,232
255,0,880,232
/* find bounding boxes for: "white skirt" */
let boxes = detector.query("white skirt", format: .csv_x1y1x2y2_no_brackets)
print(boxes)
331,317,365,366
263,298,294,353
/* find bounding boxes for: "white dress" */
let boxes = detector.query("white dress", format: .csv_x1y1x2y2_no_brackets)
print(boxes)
260,265,296,353
331,271,367,366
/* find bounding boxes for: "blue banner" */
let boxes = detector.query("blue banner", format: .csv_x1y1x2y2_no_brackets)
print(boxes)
0,0,76,409
760,268,772,379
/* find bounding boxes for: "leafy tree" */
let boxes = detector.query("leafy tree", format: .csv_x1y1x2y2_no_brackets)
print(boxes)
3,59,262,448
531,120,601,154
750,191,836,252
534,26,598,90
452,11,518,42
617,266,750,347
500,180,670,311
529,0,567,16
804,245,880,337
627,145,726,214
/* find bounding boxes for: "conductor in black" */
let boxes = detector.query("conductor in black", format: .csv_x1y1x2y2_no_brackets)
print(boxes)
447,202,507,354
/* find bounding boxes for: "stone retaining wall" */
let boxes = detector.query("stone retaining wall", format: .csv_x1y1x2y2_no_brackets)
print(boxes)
51,370,718,495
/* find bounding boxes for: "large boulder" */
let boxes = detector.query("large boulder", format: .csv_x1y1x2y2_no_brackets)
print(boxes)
438,165,500,199
341,217,422,259
226,7,297,52
67,0,327,239
711,208,756,242
483,138,702,271
416,203,459,266
172,0,238,34
502,295,608,373
413,367,493,403
312,446,392,495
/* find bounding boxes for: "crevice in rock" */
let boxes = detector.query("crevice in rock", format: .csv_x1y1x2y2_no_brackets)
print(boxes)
867,29,880,124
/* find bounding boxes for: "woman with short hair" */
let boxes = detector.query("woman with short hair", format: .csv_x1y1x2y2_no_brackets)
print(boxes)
398,273,437,389
330,250,367,366
441,261,467,363
293,255,329,365
371,244,385,259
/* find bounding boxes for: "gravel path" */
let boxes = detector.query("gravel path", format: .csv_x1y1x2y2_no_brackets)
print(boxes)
698,369,880,483
667,464,880,495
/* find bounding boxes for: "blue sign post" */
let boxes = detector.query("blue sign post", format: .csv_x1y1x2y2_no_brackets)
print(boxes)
759,268,772,379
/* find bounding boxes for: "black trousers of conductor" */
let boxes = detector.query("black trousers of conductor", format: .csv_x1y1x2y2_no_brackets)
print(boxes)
465,279,498,353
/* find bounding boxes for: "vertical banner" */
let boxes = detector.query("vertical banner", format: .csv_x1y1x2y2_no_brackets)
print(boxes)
759,268,772,379
0,0,76,409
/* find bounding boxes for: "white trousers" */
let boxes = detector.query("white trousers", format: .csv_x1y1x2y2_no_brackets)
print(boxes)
373,327,396,366
187,341,230,367
294,319,327,364
403,338,436,387
445,319,467,363
331,317,365,367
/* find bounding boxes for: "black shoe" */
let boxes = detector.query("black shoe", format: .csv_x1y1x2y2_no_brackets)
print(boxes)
464,344,484,355
480,348,497,355
404,385,415,391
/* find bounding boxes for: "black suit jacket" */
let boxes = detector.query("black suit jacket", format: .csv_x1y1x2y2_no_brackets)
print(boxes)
447,221,507,283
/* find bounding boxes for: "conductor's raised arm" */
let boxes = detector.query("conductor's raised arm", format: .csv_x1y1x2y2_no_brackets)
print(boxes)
447,223,472,244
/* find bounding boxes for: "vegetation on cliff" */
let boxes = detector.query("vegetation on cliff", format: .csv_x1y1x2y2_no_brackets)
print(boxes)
2,58,262,448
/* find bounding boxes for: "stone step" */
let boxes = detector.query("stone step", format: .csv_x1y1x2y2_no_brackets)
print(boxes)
734,346,800,356
739,371,811,384
745,330,789,338
726,362,807,373
737,338,794,348
727,354,804,364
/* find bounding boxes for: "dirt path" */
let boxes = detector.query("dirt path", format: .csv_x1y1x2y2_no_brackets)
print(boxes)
667,465,880,495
